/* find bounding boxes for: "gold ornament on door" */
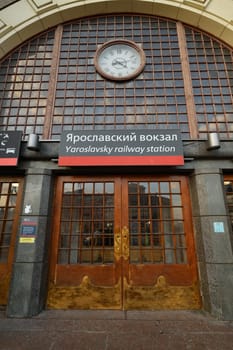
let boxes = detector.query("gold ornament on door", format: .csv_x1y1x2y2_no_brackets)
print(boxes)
122,226,129,260
114,226,129,260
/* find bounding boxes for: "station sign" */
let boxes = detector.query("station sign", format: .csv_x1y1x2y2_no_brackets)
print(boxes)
58,129,184,166
0,131,22,166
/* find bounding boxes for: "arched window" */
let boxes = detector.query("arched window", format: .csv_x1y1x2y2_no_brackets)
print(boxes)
0,15,233,140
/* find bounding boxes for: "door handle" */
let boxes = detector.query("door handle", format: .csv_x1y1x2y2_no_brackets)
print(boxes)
114,226,129,261
122,226,129,260
114,229,121,261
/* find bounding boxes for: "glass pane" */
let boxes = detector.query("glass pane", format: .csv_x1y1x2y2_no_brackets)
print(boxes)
170,182,180,193
64,183,73,193
174,221,184,234
11,183,19,194
105,182,114,194
61,208,72,220
58,181,114,265
176,234,186,248
0,195,7,206
150,182,159,193
84,183,93,194
172,194,181,206
104,195,113,206
9,195,17,206
128,180,187,265
4,220,13,231
94,183,104,194
2,233,11,246
1,183,9,194
0,248,8,262
160,182,169,193
62,195,72,207
58,250,69,264
74,183,83,192
162,207,172,221
139,182,149,194
224,180,233,229
165,248,175,264
128,183,138,194
140,194,149,206
173,207,183,220
0,181,20,263
176,248,187,264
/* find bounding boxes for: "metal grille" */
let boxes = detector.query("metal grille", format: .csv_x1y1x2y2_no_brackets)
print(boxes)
52,16,188,138
0,181,19,262
128,180,187,264
185,27,233,139
58,181,114,265
0,30,55,138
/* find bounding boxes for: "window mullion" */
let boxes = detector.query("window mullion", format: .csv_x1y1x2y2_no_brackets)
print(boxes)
43,24,63,139
177,21,198,139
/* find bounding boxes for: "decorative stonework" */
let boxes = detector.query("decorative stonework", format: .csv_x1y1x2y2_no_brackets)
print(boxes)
0,0,19,11
184,0,210,10
47,277,122,309
28,0,57,14
47,275,201,310
0,19,6,30
31,0,53,6
0,19,12,38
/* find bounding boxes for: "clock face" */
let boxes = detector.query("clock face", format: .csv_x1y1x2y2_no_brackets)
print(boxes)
94,40,146,81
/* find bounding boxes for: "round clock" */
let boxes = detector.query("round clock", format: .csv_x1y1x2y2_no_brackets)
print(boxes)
94,39,146,81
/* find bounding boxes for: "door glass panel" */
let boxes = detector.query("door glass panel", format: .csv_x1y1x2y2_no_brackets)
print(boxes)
0,181,19,263
173,207,183,220
170,182,180,193
64,182,73,193
224,180,233,229
172,194,181,206
95,183,104,193
160,182,170,193
150,182,159,193
84,182,93,194
58,181,114,265
128,180,187,264
49,176,199,311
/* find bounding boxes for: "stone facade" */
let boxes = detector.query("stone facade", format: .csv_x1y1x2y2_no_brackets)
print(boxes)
1,0,233,321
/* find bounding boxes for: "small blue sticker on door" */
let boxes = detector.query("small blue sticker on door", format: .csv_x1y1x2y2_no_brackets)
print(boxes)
213,222,224,233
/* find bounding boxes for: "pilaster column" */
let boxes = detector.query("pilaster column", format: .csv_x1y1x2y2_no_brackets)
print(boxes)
190,169,233,320
7,169,53,317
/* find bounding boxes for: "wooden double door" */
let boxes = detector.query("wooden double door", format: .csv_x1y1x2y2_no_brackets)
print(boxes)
0,177,23,305
47,175,200,310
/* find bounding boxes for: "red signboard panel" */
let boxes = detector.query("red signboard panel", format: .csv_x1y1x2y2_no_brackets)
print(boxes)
58,130,184,167
0,158,18,166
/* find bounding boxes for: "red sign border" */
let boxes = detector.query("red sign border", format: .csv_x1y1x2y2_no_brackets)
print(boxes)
0,158,18,166
59,155,184,166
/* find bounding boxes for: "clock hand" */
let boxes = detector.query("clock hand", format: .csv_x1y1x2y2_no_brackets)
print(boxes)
112,58,127,68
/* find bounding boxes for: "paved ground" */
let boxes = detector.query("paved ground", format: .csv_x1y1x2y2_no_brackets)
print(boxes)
0,309,233,349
